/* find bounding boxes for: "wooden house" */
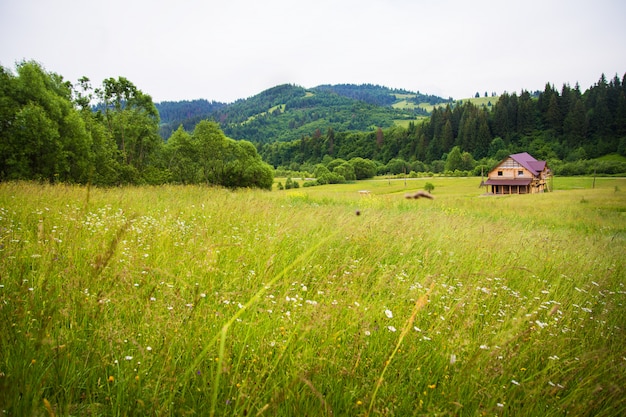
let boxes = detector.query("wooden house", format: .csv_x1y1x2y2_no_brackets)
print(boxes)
483,152,551,194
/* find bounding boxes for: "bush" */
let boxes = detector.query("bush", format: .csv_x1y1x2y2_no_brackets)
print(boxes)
318,172,346,184
349,157,377,179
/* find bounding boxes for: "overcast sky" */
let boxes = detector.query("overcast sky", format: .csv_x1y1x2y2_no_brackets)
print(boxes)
1,0,625,103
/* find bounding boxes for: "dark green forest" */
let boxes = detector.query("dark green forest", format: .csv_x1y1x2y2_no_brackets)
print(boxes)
1,60,625,188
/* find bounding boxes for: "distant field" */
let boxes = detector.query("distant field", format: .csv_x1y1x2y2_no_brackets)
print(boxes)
1,178,624,416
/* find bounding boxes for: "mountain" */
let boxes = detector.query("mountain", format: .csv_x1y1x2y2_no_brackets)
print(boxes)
155,84,451,143
156,99,227,139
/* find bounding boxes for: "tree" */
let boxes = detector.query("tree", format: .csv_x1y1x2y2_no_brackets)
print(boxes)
424,182,435,193
376,127,384,148
163,125,198,184
445,146,463,172
0,61,91,182
193,120,227,184
224,139,274,190
385,158,409,175
349,157,377,179
333,161,356,181
96,76,161,179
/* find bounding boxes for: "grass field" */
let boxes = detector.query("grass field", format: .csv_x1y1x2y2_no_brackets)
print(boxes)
1,177,625,416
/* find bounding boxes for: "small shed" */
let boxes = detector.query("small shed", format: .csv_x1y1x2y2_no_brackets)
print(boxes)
483,152,551,194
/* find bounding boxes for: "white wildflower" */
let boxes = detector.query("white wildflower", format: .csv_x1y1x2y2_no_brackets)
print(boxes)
385,309,393,319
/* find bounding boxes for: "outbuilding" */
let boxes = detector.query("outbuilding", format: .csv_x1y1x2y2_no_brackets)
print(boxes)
483,152,551,194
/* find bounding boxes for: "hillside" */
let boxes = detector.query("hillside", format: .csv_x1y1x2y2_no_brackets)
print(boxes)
156,84,451,143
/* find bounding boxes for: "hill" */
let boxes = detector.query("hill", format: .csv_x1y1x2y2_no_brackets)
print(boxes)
156,84,451,143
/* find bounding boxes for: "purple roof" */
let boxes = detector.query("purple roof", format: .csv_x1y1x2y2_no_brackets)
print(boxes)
510,152,546,176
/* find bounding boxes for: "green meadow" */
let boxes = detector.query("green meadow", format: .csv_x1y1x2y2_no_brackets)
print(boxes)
1,177,625,416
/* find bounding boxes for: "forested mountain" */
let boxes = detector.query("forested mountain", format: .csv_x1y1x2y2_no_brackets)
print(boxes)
156,84,443,144
312,84,449,107
156,99,227,139
261,74,626,176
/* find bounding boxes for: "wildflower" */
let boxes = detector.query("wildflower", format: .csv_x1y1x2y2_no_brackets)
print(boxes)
450,354,457,365
108,376,114,383
387,326,397,332
364,330,371,336
385,309,393,319
479,344,489,350
125,356,133,361
146,346,152,351
511,380,520,386
356,400,363,406
497,403,504,408
428,384,436,389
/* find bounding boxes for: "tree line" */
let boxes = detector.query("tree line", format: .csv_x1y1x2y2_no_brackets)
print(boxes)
0,61,273,189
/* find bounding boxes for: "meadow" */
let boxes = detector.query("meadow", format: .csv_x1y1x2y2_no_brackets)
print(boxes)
0,177,625,416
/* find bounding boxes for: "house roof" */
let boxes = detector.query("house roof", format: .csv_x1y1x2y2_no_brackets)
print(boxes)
484,178,532,186
509,152,546,176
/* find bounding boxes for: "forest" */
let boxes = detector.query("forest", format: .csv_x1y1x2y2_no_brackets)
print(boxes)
260,76,626,177
1,60,625,187
0,61,273,188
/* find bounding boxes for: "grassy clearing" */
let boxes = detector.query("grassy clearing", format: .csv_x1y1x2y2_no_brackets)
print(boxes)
1,178,625,416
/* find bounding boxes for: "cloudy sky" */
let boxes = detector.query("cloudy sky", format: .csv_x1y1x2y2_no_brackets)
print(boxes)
1,0,625,103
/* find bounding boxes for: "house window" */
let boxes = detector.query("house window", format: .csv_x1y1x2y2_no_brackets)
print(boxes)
518,170,524,176
497,171,503,176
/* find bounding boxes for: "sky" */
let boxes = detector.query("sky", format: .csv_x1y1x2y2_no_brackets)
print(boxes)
1,0,625,103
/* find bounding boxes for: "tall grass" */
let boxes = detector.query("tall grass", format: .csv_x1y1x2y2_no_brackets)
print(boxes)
0,178,624,416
